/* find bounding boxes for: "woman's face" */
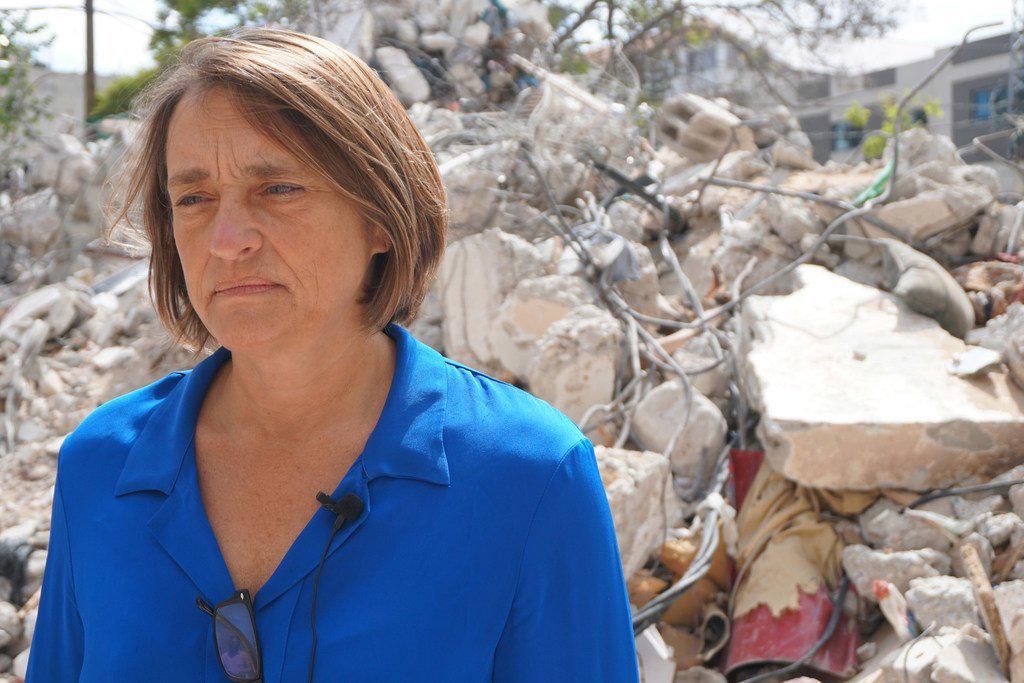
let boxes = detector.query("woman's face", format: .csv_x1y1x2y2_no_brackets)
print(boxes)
165,87,389,352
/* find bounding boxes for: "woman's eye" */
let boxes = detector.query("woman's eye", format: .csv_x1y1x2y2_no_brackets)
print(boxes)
266,184,301,196
176,195,202,207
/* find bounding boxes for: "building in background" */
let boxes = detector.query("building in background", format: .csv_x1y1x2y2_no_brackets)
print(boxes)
793,31,1016,185
22,63,117,157
666,37,805,111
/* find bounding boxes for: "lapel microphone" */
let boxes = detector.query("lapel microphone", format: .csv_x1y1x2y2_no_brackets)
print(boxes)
308,491,364,682
316,491,365,531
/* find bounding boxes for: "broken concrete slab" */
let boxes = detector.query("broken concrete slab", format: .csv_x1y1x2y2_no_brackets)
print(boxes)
905,576,981,630
438,227,551,375
741,264,1024,491
527,304,622,424
490,274,595,380
596,445,682,580
631,380,727,477
842,545,951,599
657,93,755,163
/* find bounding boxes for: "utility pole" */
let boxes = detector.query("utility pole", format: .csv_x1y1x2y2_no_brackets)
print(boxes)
1013,0,1024,116
84,0,96,135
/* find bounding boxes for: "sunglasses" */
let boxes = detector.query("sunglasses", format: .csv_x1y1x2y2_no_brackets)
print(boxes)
196,589,263,682
194,490,365,683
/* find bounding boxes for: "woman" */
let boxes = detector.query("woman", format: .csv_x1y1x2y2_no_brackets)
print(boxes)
26,27,639,682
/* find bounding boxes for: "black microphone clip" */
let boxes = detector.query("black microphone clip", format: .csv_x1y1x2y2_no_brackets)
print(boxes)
316,491,365,533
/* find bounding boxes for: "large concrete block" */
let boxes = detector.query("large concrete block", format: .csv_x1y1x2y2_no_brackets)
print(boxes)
438,227,551,375
657,94,755,163
596,445,682,580
490,274,595,380
528,305,622,424
741,264,1024,491
632,380,727,476
374,46,431,105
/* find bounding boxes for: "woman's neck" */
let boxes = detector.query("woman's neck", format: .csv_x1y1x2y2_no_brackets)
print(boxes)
208,328,397,448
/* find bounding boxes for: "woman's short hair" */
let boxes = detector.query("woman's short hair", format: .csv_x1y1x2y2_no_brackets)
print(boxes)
106,27,448,353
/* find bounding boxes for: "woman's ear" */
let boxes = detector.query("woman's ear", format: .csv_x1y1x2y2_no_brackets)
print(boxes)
370,224,392,256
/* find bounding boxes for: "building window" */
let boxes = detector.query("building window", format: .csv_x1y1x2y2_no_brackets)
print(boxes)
832,120,864,151
688,46,717,73
971,85,1008,121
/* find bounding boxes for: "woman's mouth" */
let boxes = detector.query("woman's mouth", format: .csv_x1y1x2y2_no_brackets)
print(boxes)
215,283,282,297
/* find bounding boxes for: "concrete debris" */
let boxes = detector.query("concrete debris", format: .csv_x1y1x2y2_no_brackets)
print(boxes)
742,264,1024,491
970,302,1024,394
438,227,551,375
491,274,595,380
859,498,954,552
632,380,727,477
905,576,982,630
842,545,951,599
4,19,1024,681
527,304,623,424
658,94,756,163
597,446,683,581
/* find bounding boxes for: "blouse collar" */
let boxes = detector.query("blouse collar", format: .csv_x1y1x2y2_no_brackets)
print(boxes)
113,321,450,497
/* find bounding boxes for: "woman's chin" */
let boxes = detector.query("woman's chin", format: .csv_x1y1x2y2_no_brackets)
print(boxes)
209,320,293,351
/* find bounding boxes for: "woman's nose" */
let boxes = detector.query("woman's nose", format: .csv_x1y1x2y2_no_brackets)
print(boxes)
208,200,262,260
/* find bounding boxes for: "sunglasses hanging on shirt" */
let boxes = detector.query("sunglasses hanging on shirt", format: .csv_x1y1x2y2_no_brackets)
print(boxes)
195,491,364,683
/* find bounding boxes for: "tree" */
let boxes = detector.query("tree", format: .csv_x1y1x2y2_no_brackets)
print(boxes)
0,9,54,186
550,0,904,106
844,92,943,160
92,0,314,119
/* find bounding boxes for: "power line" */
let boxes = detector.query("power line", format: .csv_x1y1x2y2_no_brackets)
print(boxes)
0,4,159,31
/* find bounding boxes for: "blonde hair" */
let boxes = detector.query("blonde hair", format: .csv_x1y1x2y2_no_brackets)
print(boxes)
106,27,448,354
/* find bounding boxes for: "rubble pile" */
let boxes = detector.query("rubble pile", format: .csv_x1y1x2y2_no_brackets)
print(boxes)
363,0,553,107
3,21,1024,683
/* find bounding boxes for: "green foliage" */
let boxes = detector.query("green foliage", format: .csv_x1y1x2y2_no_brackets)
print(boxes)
843,101,870,130
843,92,943,161
0,10,54,181
148,1,310,65
90,66,162,119
93,0,311,119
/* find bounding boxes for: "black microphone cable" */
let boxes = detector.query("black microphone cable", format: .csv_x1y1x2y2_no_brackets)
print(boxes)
309,491,364,683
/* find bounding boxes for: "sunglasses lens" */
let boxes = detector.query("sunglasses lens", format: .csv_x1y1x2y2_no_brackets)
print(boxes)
215,602,260,680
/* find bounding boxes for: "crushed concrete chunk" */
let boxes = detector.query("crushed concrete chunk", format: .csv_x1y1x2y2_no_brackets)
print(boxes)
657,93,755,163
374,46,431,105
905,576,981,630
995,580,1024,634
596,446,682,580
438,227,550,375
842,544,951,599
527,305,622,424
632,380,727,477
859,498,953,552
490,274,594,380
741,265,1024,491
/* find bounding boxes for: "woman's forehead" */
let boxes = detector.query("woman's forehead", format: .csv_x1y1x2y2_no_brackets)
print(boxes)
166,96,303,181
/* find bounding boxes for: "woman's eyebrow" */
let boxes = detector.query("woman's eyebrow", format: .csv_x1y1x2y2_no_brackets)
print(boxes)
167,163,296,188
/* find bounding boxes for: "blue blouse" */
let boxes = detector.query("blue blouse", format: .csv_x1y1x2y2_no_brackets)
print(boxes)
26,321,640,681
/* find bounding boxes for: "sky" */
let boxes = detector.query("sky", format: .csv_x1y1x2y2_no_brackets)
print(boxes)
0,0,1015,77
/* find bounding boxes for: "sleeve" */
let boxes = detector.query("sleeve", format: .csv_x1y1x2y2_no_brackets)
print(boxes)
492,437,640,682
24,462,85,682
